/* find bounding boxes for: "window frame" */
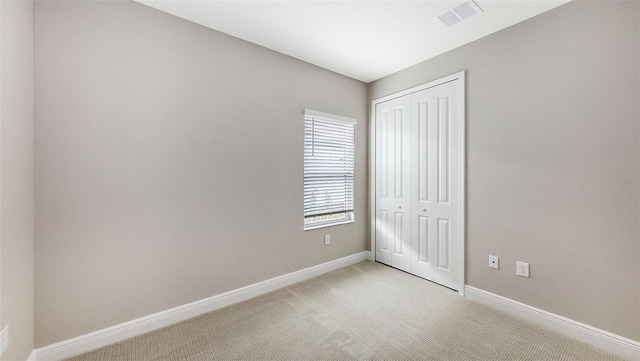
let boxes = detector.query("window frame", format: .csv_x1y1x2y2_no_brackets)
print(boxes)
303,109,357,231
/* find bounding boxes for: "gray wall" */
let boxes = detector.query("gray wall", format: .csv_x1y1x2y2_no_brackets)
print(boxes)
34,1,367,346
370,0,640,341
30,0,640,349
1,0,35,360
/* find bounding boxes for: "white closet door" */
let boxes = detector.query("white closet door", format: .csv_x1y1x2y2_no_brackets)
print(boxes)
409,87,436,280
375,95,411,273
429,80,461,290
374,74,463,292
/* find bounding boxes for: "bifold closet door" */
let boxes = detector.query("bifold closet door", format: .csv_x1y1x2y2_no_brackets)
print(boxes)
409,87,436,281
410,80,461,290
374,95,411,273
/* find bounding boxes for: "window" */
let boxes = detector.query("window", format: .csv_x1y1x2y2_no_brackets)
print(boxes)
304,110,356,230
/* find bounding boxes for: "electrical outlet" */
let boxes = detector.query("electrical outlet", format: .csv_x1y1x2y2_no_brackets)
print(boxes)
324,234,331,245
1,325,8,356
516,261,529,278
489,255,499,269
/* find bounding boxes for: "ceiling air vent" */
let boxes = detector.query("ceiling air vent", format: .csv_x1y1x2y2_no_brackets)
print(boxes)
437,0,483,27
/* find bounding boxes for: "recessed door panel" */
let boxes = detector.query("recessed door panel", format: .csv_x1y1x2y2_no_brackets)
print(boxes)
418,100,430,203
379,210,389,251
394,109,405,199
418,215,429,263
437,95,450,205
437,218,450,270
379,110,389,198
394,212,405,255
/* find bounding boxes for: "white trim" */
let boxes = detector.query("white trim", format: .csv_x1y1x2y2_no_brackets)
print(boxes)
303,217,354,231
366,251,374,261
304,109,357,125
27,349,38,361
368,98,377,264
465,286,640,360
370,71,464,105
33,251,371,361
369,71,466,295
457,71,466,297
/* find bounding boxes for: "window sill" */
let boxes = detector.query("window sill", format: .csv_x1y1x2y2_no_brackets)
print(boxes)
304,219,354,231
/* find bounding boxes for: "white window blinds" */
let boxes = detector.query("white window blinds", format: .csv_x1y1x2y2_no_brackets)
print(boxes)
304,110,356,228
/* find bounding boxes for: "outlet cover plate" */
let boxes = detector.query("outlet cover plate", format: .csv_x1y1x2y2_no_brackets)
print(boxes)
517,261,530,277
324,234,331,245
489,255,499,269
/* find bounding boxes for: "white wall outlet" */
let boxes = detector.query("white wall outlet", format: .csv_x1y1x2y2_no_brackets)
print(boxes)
324,234,331,245
1,325,8,356
489,255,499,269
517,261,530,277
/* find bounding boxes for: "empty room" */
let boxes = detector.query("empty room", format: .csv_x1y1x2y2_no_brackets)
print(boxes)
1,0,639,360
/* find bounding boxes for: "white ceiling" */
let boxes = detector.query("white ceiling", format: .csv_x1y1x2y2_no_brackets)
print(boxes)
135,0,570,83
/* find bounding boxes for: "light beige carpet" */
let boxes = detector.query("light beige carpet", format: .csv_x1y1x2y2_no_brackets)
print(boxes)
66,261,627,361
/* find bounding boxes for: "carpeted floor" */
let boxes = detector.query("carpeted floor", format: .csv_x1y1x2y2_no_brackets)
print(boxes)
66,261,627,361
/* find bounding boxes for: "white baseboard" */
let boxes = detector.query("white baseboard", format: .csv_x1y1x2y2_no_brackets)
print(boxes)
465,285,640,360
33,251,371,361
27,349,38,361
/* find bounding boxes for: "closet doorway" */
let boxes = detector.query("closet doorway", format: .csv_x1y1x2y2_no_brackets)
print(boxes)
370,72,465,293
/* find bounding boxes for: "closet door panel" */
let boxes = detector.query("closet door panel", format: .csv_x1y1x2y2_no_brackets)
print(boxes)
375,101,392,266
375,96,411,272
431,80,461,291
410,88,435,280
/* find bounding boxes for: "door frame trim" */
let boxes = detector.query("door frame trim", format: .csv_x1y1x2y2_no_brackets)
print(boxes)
369,71,466,296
